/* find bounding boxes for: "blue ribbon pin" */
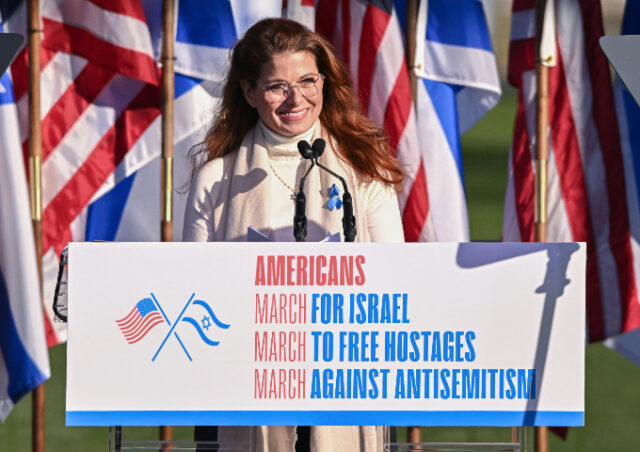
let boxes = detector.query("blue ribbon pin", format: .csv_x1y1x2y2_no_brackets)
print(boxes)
327,183,343,211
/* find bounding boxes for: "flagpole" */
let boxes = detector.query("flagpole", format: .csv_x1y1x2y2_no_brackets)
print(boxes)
160,0,175,449
27,0,45,451
161,0,175,244
534,0,553,244
405,0,421,447
406,0,418,107
534,64,550,243
534,0,554,450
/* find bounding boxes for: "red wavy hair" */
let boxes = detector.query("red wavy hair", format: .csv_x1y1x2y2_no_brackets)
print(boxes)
192,18,404,190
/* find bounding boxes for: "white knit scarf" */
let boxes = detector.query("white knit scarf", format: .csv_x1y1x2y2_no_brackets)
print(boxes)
219,124,369,242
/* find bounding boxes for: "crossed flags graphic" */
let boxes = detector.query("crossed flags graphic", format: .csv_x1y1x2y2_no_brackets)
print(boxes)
116,293,230,361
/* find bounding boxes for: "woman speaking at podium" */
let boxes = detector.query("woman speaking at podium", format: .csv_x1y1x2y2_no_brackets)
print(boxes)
184,17,404,452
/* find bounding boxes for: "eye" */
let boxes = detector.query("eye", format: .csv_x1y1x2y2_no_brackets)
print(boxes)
299,76,317,86
265,82,287,93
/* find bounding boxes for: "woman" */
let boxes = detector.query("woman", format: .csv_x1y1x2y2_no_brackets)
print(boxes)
184,17,404,452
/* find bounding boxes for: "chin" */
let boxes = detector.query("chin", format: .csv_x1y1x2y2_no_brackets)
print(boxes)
274,122,313,137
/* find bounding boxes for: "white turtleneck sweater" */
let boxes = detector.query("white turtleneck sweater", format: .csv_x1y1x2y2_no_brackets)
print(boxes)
183,120,404,242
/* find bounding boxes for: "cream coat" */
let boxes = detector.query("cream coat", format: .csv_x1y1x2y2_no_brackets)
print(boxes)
184,124,402,451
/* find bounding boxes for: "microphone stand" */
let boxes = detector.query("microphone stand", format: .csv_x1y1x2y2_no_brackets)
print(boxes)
293,139,357,242
310,138,357,242
313,158,357,242
294,141,316,242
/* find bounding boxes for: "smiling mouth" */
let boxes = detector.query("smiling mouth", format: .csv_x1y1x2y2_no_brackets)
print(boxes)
279,108,309,120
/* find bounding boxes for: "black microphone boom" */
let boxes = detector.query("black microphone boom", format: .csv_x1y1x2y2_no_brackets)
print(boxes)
293,191,307,242
341,192,357,242
293,140,316,242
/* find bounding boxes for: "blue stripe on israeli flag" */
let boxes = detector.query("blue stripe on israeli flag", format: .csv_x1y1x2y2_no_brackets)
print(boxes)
174,0,237,80
86,173,137,241
176,0,237,48
603,0,640,367
620,0,640,207
0,70,14,104
414,0,501,166
424,0,493,52
0,271,48,413
416,0,501,133
175,71,202,97
423,80,465,184
622,84,640,207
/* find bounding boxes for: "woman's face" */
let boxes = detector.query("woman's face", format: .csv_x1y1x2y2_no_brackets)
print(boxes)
243,51,324,137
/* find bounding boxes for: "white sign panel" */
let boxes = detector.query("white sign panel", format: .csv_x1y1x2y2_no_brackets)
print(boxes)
66,242,585,426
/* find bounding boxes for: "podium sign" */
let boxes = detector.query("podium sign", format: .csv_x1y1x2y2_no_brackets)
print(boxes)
66,242,585,426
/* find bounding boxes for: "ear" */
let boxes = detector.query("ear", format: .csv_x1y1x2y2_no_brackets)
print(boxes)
240,80,257,108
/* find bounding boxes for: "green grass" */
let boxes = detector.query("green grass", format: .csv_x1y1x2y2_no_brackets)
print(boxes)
3,89,640,450
0,344,193,450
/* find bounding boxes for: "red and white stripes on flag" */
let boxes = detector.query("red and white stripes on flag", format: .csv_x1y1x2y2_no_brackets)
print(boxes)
284,0,316,30
116,298,164,344
503,0,640,341
4,0,161,345
315,0,425,242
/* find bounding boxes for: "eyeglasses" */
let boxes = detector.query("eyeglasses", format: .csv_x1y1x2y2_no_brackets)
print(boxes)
261,73,325,102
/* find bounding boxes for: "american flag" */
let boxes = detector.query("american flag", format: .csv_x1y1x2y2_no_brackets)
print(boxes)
3,0,285,347
116,298,164,344
315,0,423,242
503,0,640,341
3,0,161,345
284,0,315,30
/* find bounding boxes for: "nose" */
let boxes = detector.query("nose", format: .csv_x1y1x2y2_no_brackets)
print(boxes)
283,85,304,104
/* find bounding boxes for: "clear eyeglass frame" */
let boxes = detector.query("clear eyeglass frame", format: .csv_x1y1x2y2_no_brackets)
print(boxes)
261,73,325,102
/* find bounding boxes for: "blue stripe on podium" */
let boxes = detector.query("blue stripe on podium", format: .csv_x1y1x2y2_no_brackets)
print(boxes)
66,410,584,426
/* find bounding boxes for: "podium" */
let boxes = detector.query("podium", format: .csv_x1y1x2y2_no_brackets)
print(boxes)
64,242,585,451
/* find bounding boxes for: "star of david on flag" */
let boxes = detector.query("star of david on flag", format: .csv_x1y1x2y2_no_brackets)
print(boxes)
181,299,231,346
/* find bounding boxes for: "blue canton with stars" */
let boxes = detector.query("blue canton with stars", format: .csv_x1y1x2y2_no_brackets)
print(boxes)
136,298,157,318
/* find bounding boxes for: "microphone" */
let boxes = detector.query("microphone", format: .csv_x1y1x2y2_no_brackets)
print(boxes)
293,140,317,242
310,138,357,242
297,140,314,159
311,138,325,158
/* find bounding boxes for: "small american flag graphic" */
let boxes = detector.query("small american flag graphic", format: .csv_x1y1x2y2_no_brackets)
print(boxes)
116,298,164,344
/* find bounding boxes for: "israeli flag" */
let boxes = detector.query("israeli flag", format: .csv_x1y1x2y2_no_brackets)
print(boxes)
181,299,230,346
407,0,501,241
605,0,640,366
85,0,281,243
0,20,50,420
